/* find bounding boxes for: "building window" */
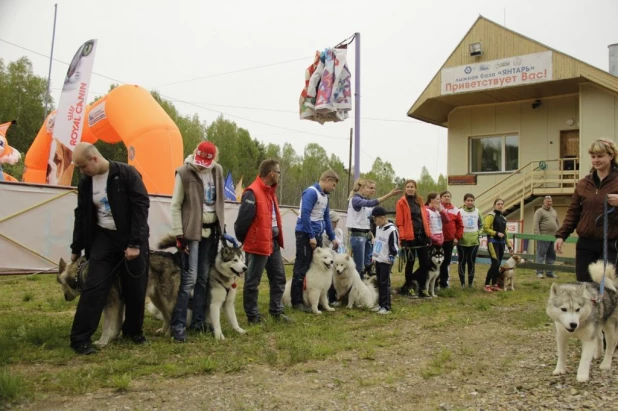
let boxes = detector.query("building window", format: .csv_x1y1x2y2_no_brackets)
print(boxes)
469,135,519,173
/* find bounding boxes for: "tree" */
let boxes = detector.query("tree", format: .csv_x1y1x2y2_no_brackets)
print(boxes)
205,116,263,185
151,91,207,159
0,57,49,180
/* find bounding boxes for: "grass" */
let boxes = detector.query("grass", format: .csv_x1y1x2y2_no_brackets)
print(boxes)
0,263,565,406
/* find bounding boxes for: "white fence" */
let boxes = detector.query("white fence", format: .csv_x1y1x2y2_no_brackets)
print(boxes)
0,181,347,274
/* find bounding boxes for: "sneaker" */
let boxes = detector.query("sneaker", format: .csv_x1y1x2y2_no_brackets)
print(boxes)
330,301,341,307
491,285,503,292
72,343,97,355
536,273,544,279
371,305,382,312
546,273,558,279
461,284,466,289
483,285,493,293
377,308,391,315
171,329,186,343
271,313,294,323
418,292,432,299
292,304,313,313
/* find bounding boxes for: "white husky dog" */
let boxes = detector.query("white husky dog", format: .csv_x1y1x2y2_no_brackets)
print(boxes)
333,253,378,309
282,247,335,314
546,261,618,382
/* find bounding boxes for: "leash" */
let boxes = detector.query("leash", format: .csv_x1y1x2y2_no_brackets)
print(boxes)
598,195,611,299
78,253,147,294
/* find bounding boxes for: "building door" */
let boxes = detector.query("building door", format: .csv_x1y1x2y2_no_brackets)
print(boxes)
560,130,579,171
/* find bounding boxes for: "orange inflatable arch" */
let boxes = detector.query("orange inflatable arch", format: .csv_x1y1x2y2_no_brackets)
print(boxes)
23,85,183,195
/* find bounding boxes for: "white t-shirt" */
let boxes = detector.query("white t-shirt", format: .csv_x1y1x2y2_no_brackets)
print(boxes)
272,203,278,227
92,170,117,230
201,171,216,212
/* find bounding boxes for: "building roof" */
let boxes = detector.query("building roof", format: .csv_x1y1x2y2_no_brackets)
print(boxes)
407,16,618,127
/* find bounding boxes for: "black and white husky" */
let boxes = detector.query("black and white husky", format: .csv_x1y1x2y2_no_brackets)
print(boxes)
425,247,445,298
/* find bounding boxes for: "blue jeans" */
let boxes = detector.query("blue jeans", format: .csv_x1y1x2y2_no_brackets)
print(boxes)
350,235,368,279
171,237,217,332
536,240,556,276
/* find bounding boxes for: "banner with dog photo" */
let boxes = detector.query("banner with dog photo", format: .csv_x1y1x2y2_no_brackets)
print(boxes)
48,39,98,186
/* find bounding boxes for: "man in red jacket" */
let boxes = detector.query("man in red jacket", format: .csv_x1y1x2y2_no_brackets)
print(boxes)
439,191,464,289
234,159,292,324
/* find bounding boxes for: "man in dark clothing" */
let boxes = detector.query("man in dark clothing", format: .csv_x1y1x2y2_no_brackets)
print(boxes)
234,159,292,324
69,143,150,355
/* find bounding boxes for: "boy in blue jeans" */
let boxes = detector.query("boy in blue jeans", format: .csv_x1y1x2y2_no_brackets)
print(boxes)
371,206,399,315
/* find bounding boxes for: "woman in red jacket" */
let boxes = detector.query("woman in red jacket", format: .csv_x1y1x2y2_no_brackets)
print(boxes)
439,191,463,289
396,179,432,298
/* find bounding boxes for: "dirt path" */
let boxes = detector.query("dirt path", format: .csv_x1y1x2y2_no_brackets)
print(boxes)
13,321,618,410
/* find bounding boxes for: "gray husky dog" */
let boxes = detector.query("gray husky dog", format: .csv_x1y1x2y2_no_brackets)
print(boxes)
208,246,248,340
57,235,182,346
546,261,618,382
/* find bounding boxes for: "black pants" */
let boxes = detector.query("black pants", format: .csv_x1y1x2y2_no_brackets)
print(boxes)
70,228,148,347
575,237,618,282
243,237,286,320
291,232,323,306
402,245,430,292
439,240,455,288
485,242,505,286
376,262,392,310
457,245,479,286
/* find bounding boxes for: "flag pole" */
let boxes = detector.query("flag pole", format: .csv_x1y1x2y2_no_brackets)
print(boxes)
44,3,58,121
353,32,360,180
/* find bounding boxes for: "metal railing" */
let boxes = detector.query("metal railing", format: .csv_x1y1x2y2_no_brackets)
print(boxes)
475,158,579,216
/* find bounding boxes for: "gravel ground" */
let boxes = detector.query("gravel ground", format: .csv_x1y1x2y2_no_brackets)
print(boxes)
9,320,618,411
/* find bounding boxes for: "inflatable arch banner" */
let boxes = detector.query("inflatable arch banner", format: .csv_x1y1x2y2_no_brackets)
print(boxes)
23,85,183,194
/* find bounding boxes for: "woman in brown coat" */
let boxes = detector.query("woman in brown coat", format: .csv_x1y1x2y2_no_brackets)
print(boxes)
555,139,618,282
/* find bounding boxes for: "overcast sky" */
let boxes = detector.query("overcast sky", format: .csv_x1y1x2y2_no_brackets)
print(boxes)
1,0,616,180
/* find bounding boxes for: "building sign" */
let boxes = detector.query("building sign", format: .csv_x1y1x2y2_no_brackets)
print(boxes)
441,51,552,95
448,175,477,185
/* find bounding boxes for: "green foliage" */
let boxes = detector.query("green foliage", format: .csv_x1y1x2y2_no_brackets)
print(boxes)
151,91,207,159
0,55,445,205
205,116,264,185
0,57,50,181
0,368,28,402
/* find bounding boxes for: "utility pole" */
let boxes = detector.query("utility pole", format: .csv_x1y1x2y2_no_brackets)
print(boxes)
348,127,353,193
44,3,58,121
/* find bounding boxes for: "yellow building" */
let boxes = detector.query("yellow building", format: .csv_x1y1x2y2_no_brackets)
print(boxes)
407,16,618,254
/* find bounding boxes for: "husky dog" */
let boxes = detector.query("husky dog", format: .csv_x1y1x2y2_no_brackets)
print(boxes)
209,246,248,340
425,247,445,298
332,253,378,309
282,247,335,314
57,235,182,346
497,255,524,291
546,261,618,382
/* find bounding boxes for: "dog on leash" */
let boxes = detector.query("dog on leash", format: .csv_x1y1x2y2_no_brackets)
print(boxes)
546,261,618,382
57,235,182,346
209,246,247,340
496,254,525,291
425,247,445,298
332,253,378,309
282,247,335,314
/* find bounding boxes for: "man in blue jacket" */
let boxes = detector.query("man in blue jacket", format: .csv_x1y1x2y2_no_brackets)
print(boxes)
291,170,340,311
